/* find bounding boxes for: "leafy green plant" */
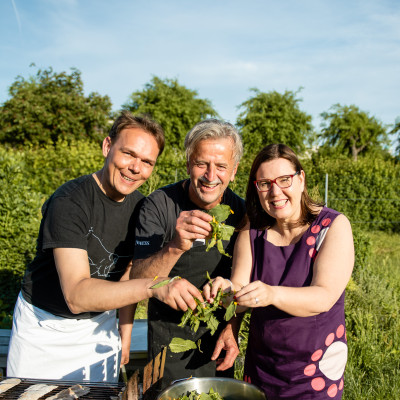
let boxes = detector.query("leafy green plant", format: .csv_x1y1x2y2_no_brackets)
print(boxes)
178,272,236,336
206,204,235,257
165,273,237,353
178,290,236,336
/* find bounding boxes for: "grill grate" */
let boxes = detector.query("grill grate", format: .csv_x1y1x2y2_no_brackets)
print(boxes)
0,377,126,399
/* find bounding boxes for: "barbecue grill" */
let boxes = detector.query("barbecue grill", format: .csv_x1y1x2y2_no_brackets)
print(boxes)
0,377,127,399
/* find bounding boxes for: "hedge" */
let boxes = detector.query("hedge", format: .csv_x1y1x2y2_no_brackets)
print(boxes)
304,155,400,232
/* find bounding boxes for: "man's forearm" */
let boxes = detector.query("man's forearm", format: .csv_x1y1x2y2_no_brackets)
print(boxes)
131,242,185,279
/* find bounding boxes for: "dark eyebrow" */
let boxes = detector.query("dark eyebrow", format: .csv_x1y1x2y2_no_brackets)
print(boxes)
122,147,157,165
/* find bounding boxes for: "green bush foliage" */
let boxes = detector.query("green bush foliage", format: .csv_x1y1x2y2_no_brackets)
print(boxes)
319,104,390,162
22,139,104,196
0,148,43,316
0,140,104,321
0,67,112,145
237,88,315,159
304,155,400,232
122,76,218,151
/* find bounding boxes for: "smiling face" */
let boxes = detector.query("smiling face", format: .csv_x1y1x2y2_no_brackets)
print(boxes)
100,127,160,202
255,158,305,224
187,138,238,210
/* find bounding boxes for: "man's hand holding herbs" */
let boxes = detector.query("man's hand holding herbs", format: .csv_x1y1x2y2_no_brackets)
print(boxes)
171,210,213,253
149,276,204,312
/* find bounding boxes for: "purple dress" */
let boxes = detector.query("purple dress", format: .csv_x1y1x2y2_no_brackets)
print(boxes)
244,207,348,400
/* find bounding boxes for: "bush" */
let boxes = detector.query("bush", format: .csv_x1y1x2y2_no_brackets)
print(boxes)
23,139,104,196
304,155,400,232
0,140,104,325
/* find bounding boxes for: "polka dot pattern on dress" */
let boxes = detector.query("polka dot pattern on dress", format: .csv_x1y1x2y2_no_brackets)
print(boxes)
306,217,333,259
303,324,347,398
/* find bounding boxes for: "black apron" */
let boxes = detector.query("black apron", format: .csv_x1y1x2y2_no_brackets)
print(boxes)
147,182,235,390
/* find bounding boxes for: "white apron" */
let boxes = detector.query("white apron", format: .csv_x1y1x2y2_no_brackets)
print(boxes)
7,293,121,382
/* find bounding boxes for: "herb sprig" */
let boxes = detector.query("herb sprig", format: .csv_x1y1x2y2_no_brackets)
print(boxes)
206,204,235,258
169,272,237,353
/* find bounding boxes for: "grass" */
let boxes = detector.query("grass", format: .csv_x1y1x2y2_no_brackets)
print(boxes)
344,231,400,399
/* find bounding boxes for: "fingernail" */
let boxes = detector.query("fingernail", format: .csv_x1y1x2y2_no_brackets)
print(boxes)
233,296,237,300
212,294,215,298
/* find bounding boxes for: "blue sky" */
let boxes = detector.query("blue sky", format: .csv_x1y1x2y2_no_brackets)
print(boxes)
1,0,399,133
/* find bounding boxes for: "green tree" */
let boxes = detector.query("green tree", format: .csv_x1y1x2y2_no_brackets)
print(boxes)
320,104,389,161
122,76,218,150
236,88,314,158
391,117,400,156
0,66,112,145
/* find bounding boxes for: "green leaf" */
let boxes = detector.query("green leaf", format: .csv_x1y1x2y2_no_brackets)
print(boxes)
219,224,235,240
178,309,193,328
207,204,232,222
206,314,219,336
217,239,232,258
205,204,235,257
224,301,237,321
197,339,203,353
169,338,197,353
205,235,216,252
190,317,201,333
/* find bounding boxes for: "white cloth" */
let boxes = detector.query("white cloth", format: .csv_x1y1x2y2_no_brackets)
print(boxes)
7,293,121,382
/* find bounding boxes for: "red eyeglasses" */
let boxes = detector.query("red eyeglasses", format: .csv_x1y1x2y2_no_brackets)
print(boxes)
254,171,300,192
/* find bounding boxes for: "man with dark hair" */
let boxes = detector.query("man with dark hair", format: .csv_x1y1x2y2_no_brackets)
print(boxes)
7,111,202,382
132,119,246,389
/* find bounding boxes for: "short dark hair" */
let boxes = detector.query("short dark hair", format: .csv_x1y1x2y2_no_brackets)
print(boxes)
246,143,324,230
109,111,165,156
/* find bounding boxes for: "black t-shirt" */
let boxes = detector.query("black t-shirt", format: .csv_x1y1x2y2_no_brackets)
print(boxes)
133,179,246,385
22,174,144,319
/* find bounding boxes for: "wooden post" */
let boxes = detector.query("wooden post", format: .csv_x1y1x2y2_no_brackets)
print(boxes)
122,369,140,400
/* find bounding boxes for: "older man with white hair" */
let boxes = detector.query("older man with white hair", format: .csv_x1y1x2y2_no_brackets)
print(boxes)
132,119,245,390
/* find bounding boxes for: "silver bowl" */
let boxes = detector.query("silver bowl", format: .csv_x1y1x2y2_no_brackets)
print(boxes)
156,377,266,400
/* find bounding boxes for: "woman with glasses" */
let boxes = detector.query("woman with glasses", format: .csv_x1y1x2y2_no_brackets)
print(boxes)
204,143,354,400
